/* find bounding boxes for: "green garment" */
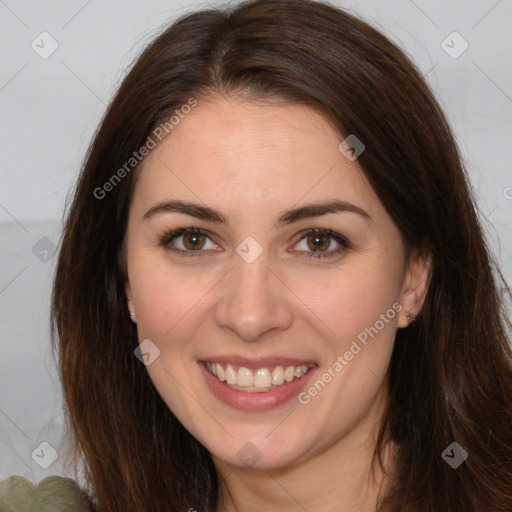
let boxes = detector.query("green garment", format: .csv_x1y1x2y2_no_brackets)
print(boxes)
0,475,94,512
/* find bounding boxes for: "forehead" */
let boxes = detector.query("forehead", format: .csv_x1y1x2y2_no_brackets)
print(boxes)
131,96,378,221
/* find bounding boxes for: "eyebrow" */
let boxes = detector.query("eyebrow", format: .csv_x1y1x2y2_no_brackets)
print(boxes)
142,199,372,226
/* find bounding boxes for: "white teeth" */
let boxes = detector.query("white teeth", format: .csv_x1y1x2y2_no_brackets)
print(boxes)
271,366,285,385
253,368,271,388
225,364,237,385
237,367,253,387
216,363,225,381
206,362,314,391
294,366,305,378
284,366,295,382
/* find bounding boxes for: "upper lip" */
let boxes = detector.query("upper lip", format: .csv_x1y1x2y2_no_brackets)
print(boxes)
200,355,317,369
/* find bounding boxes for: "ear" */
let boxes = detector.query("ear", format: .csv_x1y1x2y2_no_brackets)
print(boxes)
125,281,137,323
397,244,432,328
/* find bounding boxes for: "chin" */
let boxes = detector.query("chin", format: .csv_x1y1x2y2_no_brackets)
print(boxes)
197,420,321,471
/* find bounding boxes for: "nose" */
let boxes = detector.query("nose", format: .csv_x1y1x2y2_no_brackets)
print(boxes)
214,252,293,342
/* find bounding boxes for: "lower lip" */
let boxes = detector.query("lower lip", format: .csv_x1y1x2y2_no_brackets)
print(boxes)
199,361,318,411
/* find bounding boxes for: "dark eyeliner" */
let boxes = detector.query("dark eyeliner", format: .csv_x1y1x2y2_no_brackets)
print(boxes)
296,228,350,260
159,227,214,257
159,226,350,259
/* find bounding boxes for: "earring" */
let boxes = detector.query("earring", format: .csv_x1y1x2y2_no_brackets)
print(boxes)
128,308,137,323
126,298,137,322
407,312,417,322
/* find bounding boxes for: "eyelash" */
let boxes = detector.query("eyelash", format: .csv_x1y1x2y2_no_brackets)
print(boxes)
159,226,351,260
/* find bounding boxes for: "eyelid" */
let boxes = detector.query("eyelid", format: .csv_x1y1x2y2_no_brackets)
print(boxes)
159,227,220,255
291,228,350,260
159,226,350,259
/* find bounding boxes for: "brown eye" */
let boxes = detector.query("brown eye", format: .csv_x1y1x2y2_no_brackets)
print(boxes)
161,227,218,256
182,231,207,250
294,228,350,260
305,233,331,252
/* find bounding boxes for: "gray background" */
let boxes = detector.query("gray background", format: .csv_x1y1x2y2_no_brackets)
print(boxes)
1,0,511,482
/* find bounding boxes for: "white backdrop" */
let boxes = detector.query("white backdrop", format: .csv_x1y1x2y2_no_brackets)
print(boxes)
1,0,511,481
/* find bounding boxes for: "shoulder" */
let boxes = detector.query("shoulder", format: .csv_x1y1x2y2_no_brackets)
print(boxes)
0,474,95,511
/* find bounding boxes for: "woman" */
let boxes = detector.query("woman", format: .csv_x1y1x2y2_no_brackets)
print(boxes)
48,0,512,510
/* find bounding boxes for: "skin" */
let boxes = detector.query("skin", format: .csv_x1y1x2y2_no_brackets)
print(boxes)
123,95,431,512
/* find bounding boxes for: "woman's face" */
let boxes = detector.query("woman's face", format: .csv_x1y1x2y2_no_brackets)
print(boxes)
124,96,428,470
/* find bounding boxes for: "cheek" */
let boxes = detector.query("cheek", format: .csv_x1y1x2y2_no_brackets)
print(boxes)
128,261,212,414
291,265,402,436
292,259,403,353
128,250,191,340
128,252,221,353
134,276,201,341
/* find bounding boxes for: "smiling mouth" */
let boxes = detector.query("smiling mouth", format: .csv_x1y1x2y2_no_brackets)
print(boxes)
204,361,316,393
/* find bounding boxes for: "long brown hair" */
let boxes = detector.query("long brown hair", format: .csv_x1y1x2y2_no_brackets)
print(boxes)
51,0,512,510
